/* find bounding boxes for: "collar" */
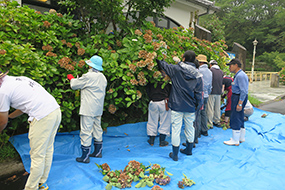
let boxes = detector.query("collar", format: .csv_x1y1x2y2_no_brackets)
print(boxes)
199,64,208,69
234,69,242,79
89,68,99,73
211,64,220,69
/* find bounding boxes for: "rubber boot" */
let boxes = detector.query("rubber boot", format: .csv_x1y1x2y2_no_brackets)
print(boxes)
182,142,195,148
180,141,194,155
159,134,169,147
90,141,102,158
147,136,155,146
224,130,240,146
76,145,91,163
169,145,179,161
240,128,246,143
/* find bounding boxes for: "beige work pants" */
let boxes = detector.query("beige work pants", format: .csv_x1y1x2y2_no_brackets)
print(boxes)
25,108,61,190
206,94,221,126
80,115,103,146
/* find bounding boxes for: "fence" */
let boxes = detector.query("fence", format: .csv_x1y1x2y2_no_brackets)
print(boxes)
245,71,278,82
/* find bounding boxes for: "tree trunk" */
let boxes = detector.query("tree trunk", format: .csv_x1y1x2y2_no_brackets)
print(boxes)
270,74,279,87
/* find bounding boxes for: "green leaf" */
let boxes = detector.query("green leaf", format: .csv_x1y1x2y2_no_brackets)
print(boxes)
105,183,112,190
103,175,109,182
127,101,132,107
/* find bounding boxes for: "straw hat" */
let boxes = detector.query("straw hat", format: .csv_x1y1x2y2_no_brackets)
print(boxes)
196,54,208,63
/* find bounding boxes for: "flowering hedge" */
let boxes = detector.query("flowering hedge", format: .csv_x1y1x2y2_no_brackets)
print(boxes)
0,1,229,136
0,1,86,133
94,22,229,127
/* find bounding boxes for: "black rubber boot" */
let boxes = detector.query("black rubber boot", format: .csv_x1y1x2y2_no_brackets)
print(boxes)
169,145,179,161
180,141,194,155
183,142,195,148
76,145,91,163
159,134,169,147
90,141,102,158
147,136,155,146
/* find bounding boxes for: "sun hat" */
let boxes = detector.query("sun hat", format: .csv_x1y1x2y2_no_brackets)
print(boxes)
85,55,103,71
209,60,218,65
196,54,208,63
0,70,9,79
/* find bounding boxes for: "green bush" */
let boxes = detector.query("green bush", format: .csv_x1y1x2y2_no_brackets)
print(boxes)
0,1,86,133
0,1,229,138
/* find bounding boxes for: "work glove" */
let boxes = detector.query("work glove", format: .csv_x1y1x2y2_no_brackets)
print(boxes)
67,74,75,80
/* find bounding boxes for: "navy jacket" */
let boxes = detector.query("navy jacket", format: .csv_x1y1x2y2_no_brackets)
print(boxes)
157,60,203,113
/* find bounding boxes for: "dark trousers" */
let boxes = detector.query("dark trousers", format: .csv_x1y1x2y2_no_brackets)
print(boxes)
194,109,200,141
230,94,247,130
200,97,208,133
195,97,208,140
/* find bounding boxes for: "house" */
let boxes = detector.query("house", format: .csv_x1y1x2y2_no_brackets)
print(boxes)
12,0,219,40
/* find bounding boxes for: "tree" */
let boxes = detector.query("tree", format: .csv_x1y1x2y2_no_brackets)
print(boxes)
199,14,226,42
214,0,285,55
58,0,175,39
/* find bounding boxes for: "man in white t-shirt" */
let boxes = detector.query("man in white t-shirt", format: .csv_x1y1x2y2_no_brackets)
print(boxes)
0,70,61,190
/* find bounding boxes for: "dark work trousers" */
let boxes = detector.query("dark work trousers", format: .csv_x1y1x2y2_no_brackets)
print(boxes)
230,93,248,130
200,97,208,133
195,97,208,141
194,109,201,142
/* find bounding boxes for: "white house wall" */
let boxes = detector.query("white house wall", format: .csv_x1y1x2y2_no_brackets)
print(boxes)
164,0,214,29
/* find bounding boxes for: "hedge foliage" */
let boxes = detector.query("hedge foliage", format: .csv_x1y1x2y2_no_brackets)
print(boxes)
0,1,229,139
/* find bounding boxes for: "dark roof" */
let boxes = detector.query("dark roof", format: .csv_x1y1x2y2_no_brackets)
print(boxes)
186,0,220,12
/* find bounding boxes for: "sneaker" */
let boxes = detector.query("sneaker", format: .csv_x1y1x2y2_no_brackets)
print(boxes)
39,182,49,190
213,122,222,128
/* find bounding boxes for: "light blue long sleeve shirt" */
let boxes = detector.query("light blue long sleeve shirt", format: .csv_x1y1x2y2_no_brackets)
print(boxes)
198,64,212,98
232,69,249,102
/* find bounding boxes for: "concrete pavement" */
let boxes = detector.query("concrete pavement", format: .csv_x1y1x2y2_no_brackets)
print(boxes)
248,80,285,102
249,80,285,114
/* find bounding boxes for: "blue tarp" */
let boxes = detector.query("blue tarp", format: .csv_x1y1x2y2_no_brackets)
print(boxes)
10,108,285,190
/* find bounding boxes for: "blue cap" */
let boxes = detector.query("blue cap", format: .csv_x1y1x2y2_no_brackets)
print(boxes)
85,55,103,71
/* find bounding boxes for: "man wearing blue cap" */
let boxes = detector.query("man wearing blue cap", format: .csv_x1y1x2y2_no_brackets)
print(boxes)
224,58,248,146
67,55,107,163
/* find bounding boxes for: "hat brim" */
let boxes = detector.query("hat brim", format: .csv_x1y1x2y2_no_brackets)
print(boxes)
85,60,103,71
0,70,9,79
197,59,208,63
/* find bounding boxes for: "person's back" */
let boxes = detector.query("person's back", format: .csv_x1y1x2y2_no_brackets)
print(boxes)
0,75,59,120
156,50,203,161
210,64,223,95
199,64,212,98
70,68,107,117
146,80,171,146
207,60,223,128
146,81,171,102
0,71,61,190
159,61,203,113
